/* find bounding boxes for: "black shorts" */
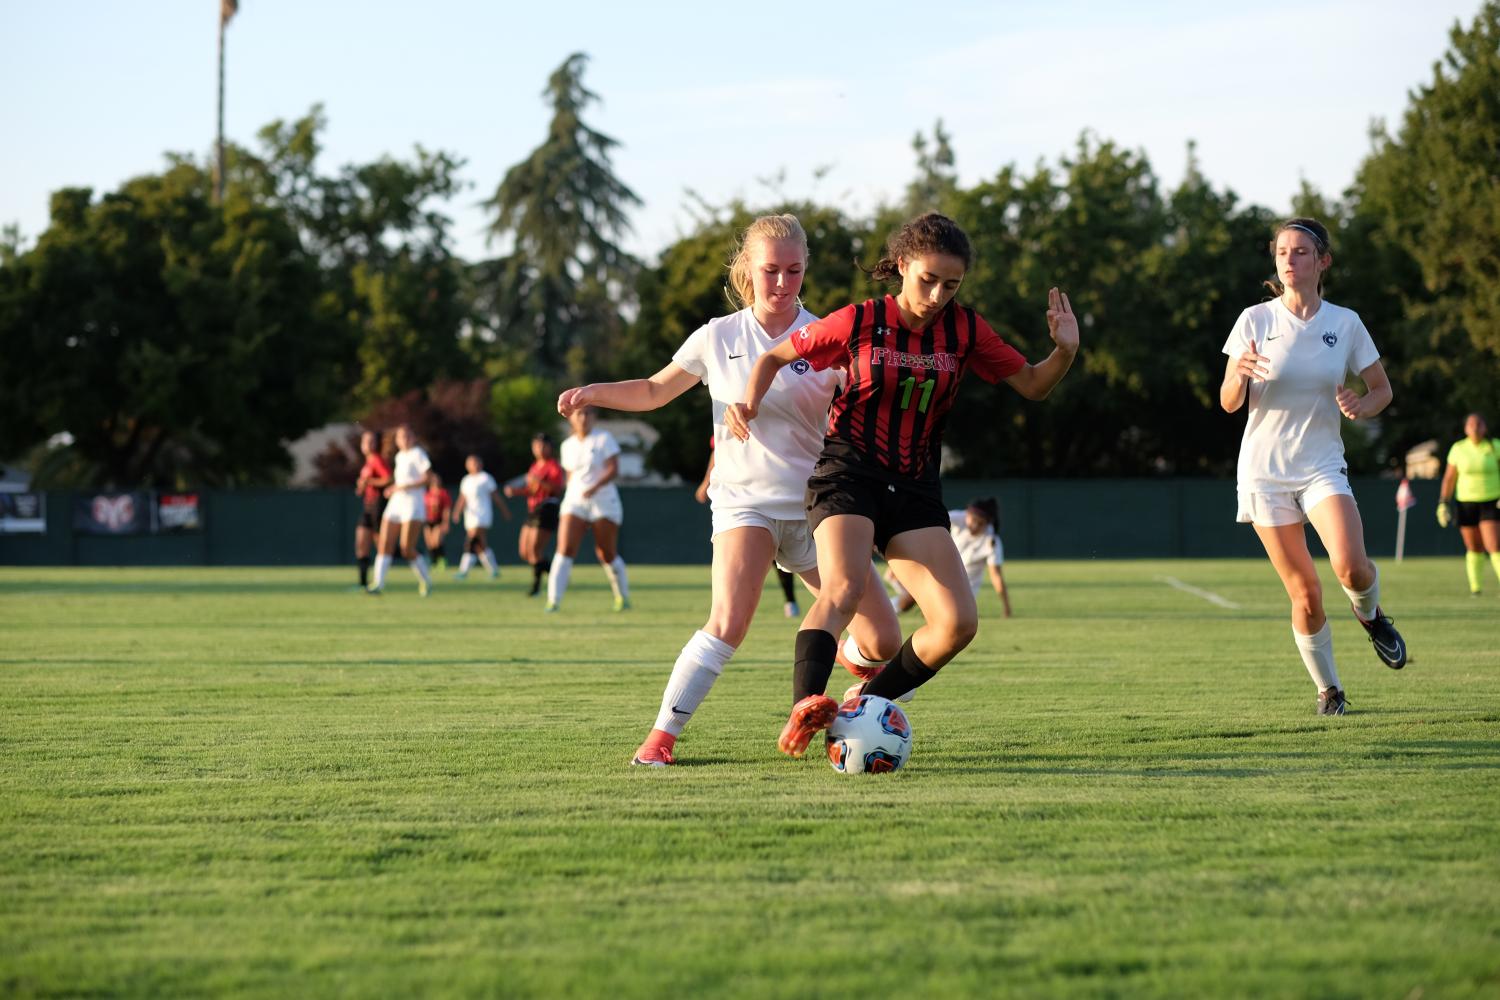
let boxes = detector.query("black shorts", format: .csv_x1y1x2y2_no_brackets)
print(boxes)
1456,499,1500,528
359,502,385,531
805,461,948,553
426,518,446,530
527,502,560,533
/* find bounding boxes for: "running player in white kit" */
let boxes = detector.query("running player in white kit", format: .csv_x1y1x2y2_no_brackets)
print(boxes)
369,424,435,596
550,406,630,612
452,454,510,580
1220,217,1408,717
556,214,904,766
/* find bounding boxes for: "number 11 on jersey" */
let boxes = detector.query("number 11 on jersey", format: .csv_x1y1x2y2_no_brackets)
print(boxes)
898,375,934,413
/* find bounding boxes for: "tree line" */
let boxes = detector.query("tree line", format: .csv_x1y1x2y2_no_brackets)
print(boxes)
2,5,1496,490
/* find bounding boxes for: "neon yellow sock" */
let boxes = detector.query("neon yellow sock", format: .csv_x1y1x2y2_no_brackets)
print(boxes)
1466,551,1485,593
1490,551,1500,586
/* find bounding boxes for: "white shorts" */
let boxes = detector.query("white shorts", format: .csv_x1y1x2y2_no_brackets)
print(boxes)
711,508,818,574
382,491,423,524
1237,471,1354,527
559,488,623,526
463,512,492,532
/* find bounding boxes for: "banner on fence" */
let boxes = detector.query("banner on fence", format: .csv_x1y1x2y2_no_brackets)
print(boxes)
74,492,154,535
0,491,46,534
158,493,202,532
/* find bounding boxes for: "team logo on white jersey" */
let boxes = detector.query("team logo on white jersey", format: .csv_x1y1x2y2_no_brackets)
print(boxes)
1322,332,1338,347
791,359,811,375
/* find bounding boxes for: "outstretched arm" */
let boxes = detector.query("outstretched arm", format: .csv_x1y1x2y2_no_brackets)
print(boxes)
1004,288,1080,401
725,339,802,440
558,364,699,417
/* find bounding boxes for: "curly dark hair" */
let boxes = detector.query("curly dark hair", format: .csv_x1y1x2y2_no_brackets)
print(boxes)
867,212,974,282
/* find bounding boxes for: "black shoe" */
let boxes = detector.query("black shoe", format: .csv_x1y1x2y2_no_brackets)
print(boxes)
1317,687,1348,716
1355,606,1407,669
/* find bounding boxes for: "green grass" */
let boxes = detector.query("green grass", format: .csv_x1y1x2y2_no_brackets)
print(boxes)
1,558,1498,998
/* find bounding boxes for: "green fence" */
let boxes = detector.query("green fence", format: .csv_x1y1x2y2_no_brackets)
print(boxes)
0,478,1452,567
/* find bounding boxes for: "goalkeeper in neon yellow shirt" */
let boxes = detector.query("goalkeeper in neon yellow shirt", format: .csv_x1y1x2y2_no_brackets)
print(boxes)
1436,413,1500,595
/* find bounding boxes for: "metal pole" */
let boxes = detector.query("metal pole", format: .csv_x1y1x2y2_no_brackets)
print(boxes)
215,14,226,203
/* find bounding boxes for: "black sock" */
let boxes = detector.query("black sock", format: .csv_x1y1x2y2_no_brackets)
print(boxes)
358,556,370,586
793,629,838,704
777,568,796,602
864,637,939,702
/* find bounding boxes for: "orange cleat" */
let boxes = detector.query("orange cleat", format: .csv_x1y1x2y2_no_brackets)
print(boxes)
631,730,677,767
836,645,882,681
778,694,839,757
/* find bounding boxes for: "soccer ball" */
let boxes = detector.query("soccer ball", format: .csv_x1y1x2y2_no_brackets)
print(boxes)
825,695,912,774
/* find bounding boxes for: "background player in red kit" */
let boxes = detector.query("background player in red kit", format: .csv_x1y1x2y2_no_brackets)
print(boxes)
727,212,1081,756
505,432,567,597
422,474,453,569
352,430,391,590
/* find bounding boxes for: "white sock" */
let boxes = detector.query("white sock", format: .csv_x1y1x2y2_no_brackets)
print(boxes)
1293,622,1340,691
548,554,573,605
653,630,735,736
411,554,431,586
841,634,886,670
603,555,630,601
480,548,498,575
372,554,392,589
1343,564,1380,621
459,553,476,574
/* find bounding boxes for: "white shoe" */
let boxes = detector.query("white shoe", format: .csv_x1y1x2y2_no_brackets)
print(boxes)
454,570,469,580
783,601,799,618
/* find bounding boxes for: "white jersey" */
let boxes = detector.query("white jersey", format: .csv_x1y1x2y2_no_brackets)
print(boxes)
949,510,1003,592
1222,299,1380,492
560,429,622,503
673,306,842,521
391,446,431,492
459,471,498,524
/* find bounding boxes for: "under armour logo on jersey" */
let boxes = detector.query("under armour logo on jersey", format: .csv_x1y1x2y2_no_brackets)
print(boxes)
1322,332,1338,347
791,360,810,375
874,326,889,337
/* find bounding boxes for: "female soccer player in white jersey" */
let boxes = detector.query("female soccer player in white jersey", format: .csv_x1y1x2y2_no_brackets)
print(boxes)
549,406,630,612
1221,217,1408,716
452,454,510,580
556,214,903,767
369,424,435,596
887,498,1010,619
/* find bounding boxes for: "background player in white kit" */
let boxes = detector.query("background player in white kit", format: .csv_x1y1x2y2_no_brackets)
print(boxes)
549,406,630,612
369,424,435,596
451,454,510,580
555,214,903,766
887,497,1010,618
1220,217,1408,717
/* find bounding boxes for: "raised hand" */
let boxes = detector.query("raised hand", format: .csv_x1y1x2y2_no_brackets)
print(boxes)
1235,338,1270,382
557,386,591,417
1045,288,1080,353
1335,385,1363,420
724,401,757,442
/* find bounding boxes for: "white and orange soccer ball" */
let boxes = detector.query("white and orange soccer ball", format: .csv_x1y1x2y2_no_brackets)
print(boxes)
825,695,912,774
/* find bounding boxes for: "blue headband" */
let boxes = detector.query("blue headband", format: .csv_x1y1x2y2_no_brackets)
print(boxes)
1285,223,1327,250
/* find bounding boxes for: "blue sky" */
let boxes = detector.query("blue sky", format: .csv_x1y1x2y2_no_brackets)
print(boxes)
0,0,1483,263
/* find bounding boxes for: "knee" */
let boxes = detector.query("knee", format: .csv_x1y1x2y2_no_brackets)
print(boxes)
704,609,752,649
939,610,980,654
1331,559,1371,591
1287,578,1323,619
819,577,867,618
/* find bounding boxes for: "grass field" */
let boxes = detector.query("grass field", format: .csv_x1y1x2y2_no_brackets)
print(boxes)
2,558,1498,998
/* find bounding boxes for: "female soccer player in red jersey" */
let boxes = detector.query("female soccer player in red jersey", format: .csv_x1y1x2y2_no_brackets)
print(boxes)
727,212,1080,756
352,430,391,589
422,474,453,569
504,432,567,597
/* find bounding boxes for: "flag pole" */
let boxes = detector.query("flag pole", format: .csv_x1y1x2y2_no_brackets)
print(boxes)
215,1,237,203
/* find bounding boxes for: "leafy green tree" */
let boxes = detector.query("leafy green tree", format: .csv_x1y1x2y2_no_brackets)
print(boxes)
905,119,959,215
0,163,347,487
1345,1,1500,448
479,53,641,382
242,107,476,409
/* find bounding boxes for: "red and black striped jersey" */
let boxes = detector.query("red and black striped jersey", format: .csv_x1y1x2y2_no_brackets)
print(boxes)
792,295,1026,483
